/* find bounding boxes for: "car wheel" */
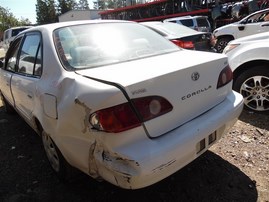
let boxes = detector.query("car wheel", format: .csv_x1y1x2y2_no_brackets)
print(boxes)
42,131,68,180
0,94,15,114
215,37,232,53
233,66,269,113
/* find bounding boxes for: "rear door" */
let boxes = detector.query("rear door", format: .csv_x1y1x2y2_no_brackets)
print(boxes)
10,32,42,120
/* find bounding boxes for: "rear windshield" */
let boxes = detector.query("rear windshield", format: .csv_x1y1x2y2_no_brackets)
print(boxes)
11,28,29,37
196,18,209,27
54,22,178,70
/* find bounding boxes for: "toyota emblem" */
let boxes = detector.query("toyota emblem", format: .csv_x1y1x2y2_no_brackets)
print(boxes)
191,72,200,81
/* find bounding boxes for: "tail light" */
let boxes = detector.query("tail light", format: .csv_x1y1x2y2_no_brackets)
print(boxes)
90,96,173,133
171,40,194,49
217,65,233,89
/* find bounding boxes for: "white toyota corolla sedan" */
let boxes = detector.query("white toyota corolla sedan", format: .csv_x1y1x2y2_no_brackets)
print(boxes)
0,20,243,189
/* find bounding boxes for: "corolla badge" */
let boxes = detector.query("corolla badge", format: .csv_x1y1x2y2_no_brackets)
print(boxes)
191,72,200,81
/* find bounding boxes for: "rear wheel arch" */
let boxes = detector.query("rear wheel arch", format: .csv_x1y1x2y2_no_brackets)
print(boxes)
36,120,79,181
232,61,269,113
34,117,43,136
233,60,269,82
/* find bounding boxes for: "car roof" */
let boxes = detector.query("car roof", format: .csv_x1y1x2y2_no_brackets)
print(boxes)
24,20,134,33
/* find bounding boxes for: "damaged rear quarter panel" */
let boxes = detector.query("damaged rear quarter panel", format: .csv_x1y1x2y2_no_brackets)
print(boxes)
42,75,138,176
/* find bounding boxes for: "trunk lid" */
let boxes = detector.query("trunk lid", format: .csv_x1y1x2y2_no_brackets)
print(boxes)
76,50,230,138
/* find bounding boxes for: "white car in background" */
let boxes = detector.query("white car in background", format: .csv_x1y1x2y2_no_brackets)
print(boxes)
223,32,269,113
213,8,269,53
0,20,243,189
164,15,212,32
2,26,32,52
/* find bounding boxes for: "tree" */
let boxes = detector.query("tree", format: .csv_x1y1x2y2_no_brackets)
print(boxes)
36,0,58,24
93,0,125,10
57,0,76,14
0,6,29,32
76,0,90,10
19,17,32,25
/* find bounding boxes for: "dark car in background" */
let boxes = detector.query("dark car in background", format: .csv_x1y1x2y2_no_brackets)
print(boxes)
141,21,215,52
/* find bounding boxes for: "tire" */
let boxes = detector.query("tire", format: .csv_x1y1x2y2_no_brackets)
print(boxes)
215,37,232,53
42,131,69,181
0,94,15,114
233,66,269,114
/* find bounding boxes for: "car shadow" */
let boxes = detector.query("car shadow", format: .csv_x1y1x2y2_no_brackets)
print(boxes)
0,106,258,202
239,109,269,131
64,151,258,202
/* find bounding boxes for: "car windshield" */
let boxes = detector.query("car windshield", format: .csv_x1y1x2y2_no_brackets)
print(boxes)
54,22,179,70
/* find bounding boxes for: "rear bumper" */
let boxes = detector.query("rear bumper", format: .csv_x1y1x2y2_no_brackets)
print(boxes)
92,91,244,189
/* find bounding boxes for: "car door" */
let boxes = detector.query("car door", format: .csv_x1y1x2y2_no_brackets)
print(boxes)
10,32,42,120
0,37,23,108
237,10,269,38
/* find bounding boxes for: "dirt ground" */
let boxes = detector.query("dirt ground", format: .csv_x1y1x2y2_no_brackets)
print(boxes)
0,99,268,202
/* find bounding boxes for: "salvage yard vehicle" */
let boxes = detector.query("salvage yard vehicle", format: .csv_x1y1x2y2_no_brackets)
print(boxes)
213,8,269,53
163,15,212,32
1,26,33,52
0,20,243,189
140,21,215,52
223,32,269,113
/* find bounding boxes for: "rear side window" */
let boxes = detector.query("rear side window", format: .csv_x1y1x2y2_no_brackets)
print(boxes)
179,19,194,27
18,33,42,77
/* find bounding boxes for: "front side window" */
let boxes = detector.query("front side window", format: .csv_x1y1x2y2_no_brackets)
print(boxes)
54,22,178,70
247,11,269,23
18,33,42,76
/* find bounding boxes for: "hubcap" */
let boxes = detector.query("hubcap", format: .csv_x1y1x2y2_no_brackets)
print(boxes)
42,132,60,172
240,75,269,112
217,40,229,53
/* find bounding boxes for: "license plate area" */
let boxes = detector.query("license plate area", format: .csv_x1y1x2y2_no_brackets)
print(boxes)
196,131,217,154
